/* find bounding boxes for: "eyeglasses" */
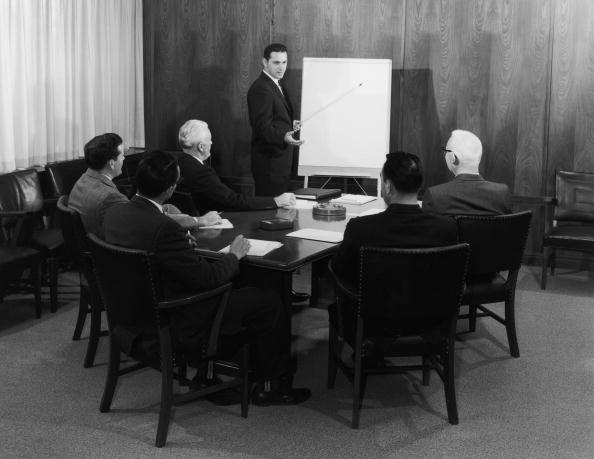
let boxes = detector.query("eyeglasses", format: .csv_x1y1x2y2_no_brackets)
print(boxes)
441,147,452,155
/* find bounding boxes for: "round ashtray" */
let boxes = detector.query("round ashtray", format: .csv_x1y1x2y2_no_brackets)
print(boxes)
312,203,346,217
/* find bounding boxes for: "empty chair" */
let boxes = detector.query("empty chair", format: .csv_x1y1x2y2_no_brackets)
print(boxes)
57,195,107,367
455,210,532,357
541,171,594,289
87,234,249,447
328,244,470,429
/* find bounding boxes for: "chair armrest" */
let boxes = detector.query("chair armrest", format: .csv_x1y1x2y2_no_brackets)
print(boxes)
157,282,233,310
328,260,358,301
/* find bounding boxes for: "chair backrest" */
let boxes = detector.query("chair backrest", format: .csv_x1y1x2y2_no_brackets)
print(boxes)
554,170,594,223
44,158,87,198
455,210,532,276
358,244,469,325
56,195,88,265
87,234,159,338
0,169,44,213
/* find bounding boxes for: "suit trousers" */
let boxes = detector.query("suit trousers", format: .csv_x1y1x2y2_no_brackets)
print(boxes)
216,287,291,381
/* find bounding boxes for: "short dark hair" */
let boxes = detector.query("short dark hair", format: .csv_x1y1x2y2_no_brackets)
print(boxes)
382,152,423,193
83,133,122,170
136,150,179,198
263,43,287,60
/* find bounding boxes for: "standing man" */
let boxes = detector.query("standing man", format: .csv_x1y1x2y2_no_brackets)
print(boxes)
247,43,303,196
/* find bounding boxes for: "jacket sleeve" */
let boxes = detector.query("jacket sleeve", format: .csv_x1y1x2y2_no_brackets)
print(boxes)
247,83,290,148
155,218,239,291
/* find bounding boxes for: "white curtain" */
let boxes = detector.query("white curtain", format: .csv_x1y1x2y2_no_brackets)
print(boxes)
0,0,144,172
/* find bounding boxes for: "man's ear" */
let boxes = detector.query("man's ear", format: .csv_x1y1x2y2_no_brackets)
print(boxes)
383,180,391,195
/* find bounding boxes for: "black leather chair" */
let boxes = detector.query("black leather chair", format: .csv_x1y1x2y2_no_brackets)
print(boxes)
44,158,87,198
0,169,62,313
87,234,249,447
328,244,470,429
541,171,594,289
57,196,107,367
455,211,532,358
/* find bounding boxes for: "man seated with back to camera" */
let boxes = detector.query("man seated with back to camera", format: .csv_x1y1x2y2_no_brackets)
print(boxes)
103,150,311,406
422,129,511,216
331,152,458,347
69,133,220,239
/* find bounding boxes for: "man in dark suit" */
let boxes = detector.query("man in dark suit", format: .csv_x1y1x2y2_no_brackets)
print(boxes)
332,152,458,288
177,119,296,214
247,43,303,196
104,150,311,406
422,129,511,216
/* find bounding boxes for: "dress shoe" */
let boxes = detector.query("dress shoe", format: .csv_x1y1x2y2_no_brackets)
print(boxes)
291,290,310,303
251,382,311,406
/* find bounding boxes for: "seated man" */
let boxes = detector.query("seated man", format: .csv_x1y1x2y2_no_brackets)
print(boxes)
176,119,295,215
333,152,457,286
69,133,219,238
104,150,311,406
422,129,511,216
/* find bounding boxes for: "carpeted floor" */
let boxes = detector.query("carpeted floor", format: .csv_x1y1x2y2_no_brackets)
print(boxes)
0,266,593,458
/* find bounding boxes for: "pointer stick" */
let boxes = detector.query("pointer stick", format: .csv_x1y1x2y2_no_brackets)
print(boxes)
300,83,363,125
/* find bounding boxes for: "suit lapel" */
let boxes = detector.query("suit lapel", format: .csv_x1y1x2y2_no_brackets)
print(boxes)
261,72,292,116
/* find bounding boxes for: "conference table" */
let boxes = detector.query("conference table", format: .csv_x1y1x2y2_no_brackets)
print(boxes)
190,199,387,314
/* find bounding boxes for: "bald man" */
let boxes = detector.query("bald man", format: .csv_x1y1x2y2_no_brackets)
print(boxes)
422,130,511,216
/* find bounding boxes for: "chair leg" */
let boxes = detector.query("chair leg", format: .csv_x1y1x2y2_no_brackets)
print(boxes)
72,296,88,341
540,247,551,290
505,296,520,358
469,305,478,332
351,321,364,429
241,341,249,418
32,264,42,319
84,300,102,368
327,324,339,389
48,257,58,313
156,356,174,447
550,249,556,276
442,347,459,425
422,355,430,386
100,337,121,412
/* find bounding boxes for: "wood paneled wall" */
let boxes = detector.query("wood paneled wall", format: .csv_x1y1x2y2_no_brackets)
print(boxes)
143,0,594,262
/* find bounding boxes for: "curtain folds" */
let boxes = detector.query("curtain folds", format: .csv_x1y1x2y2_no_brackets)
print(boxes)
0,0,144,172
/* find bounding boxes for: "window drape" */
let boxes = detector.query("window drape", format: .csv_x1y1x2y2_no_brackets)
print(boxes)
0,0,144,172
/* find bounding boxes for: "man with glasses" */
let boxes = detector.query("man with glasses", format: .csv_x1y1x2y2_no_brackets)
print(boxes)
422,130,511,216
104,150,311,406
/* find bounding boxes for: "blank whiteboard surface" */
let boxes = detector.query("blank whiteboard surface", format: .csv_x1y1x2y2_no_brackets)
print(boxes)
298,58,392,178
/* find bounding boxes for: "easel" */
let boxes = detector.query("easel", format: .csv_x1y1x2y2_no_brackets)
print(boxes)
303,174,381,197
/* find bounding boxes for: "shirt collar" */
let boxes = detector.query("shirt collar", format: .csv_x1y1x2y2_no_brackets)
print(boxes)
263,70,282,86
136,194,163,213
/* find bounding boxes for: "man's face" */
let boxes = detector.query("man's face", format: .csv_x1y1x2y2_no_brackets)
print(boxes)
112,144,124,177
263,51,288,79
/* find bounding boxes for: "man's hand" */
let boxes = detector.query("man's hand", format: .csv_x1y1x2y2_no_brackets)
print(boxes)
167,212,199,229
195,211,221,227
292,120,302,132
229,235,250,260
274,192,296,208
284,130,304,146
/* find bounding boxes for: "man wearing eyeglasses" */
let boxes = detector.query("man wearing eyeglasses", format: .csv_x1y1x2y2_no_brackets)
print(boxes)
422,130,511,216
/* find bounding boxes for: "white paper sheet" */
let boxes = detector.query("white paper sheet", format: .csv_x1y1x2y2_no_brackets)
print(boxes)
285,228,344,243
198,218,234,229
330,194,377,205
219,239,283,256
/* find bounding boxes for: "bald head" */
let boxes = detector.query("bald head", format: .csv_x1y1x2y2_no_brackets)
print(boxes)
445,129,482,175
178,119,212,160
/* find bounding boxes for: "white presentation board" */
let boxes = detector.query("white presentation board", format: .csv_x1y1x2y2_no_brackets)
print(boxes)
298,57,392,181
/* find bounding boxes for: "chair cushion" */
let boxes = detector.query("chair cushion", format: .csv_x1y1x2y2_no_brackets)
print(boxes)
30,228,64,251
462,273,508,304
543,225,594,251
0,246,41,266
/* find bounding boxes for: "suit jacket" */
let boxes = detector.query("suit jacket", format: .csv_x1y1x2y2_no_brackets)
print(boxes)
247,72,295,196
422,174,511,216
177,153,277,214
68,169,128,238
104,195,239,351
332,203,458,286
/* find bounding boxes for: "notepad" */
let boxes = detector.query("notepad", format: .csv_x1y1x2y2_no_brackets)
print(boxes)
293,188,342,200
219,239,282,256
198,218,234,229
286,229,344,243
330,194,377,205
